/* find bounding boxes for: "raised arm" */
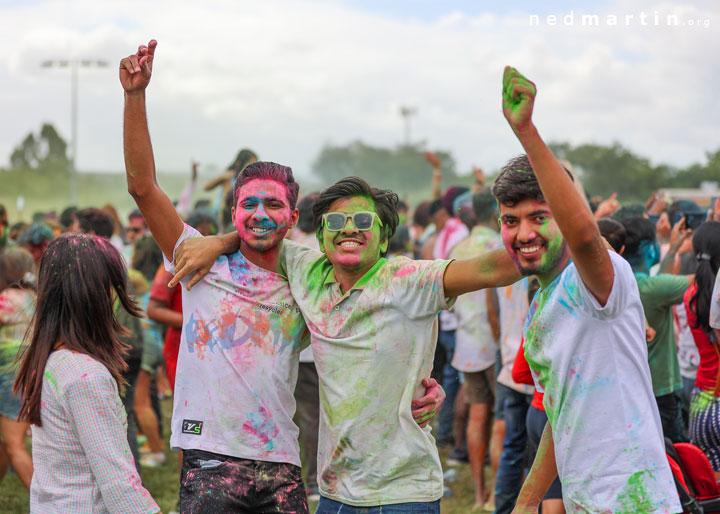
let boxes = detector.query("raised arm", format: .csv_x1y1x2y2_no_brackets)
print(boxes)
502,67,614,305
120,39,183,260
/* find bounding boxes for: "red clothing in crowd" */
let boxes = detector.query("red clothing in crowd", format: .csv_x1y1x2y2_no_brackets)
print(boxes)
150,265,183,390
684,285,719,392
512,337,544,410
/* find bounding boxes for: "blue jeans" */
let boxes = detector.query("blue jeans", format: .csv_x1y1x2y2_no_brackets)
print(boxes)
493,384,532,514
525,405,563,500
436,329,459,444
316,497,440,513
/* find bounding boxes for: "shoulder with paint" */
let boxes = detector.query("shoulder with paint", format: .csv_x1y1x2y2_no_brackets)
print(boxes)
45,350,113,391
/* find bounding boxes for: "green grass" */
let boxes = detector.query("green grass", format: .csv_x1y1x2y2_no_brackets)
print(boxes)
0,398,491,513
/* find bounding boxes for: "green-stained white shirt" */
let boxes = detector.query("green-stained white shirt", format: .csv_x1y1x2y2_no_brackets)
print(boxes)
281,240,452,506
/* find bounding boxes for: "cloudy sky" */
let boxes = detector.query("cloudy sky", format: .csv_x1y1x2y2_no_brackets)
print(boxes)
1,0,717,181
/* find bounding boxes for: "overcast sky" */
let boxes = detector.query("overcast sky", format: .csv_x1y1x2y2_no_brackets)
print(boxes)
1,0,717,180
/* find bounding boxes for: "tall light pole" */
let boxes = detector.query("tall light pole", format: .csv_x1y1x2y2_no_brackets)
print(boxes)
399,105,417,146
41,59,108,206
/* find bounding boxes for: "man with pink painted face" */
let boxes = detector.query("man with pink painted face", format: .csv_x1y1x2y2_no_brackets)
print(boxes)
120,40,442,513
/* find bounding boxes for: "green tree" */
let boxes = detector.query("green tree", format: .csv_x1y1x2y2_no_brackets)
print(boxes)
9,123,70,173
311,140,458,193
549,142,670,201
667,148,720,188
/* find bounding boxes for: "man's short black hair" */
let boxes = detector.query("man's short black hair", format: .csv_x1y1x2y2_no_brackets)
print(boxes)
620,216,656,259
312,177,399,256
75,208,114,239
492,154,573,207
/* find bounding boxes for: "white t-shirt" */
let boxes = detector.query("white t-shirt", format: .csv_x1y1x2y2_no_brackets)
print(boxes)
675,304,699,380
282,240,451,506
524,251,681,513
167,225,307,466
288,229,320,363
711,272,720,330
496,278,534,395
449,226,501,372
434,217,468,332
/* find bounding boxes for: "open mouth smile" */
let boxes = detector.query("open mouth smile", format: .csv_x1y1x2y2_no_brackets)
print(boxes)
337,238,364,250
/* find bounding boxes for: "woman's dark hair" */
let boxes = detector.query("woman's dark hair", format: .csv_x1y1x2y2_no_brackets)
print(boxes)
620,217,656,259
312,177,399,256
597,218,627,253
296,193,319,234
689,221,720,334
233,161,300,210
14,234,141,426
492,154,573,207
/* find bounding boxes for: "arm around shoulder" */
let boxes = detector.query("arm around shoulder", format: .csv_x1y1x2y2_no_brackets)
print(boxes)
443,247,522,298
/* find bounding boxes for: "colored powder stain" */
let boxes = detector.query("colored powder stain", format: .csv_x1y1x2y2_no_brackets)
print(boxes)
45,370,57,388
690,389,715,417
615,470,655,513
558,297,578,316
241,404,279,451
322,377,375,427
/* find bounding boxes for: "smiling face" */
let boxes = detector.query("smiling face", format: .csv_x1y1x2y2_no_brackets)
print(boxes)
232,179,298,252
319,195,388,280
499,198,569,280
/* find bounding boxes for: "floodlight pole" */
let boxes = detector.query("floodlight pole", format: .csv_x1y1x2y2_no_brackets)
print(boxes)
41,59,108,206
399,105,417,146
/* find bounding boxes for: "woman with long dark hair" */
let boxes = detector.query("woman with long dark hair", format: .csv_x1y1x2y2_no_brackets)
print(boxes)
684,221,720,479
13,234,159,513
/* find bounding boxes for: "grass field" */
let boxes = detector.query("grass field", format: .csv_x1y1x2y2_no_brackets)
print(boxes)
0,397,492,513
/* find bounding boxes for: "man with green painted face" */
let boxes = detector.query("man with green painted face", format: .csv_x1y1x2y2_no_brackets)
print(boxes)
492,68,680,513
620,216,694,444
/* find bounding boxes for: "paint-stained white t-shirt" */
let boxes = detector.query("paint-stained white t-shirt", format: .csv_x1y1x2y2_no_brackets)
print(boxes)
167,225,307,465
448,226,501,372
524,251,681,513
282,240,450,506
711,272,720,330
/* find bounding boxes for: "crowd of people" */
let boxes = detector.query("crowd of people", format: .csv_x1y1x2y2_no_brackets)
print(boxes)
0,39,719,513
